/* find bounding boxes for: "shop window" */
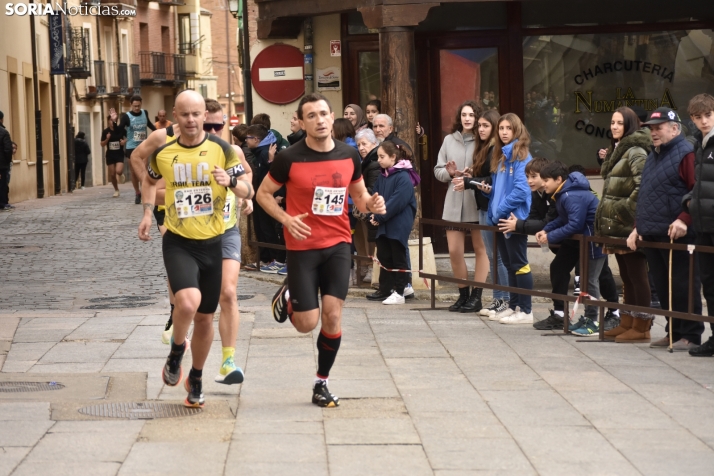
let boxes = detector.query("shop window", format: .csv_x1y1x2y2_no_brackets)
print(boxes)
522,0,712,28
358,51,380,108
522,30,714,167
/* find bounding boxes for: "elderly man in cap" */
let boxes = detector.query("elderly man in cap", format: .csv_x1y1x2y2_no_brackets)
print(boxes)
627,107,704,350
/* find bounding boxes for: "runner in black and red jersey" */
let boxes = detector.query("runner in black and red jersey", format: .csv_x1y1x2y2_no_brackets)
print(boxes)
257,93,386,408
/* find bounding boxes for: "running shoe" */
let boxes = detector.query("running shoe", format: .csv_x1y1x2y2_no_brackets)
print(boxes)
572,317,599,337
603,311,620,331
500,311,533,325
135,193,142,205
119,174,126,184
568,315,588,332
161,324,172,345
312,381,339,408
112,191,120,198
403,284,415,300
260,260,283,274
277,264,288,276
533,310,564,330
481,299,507,317
162,343,185,387
382,291,405,305
490,307,514,322
363,268,373,283
573,276,581,296
272,279,292,323
214,356,245,385
243,262,259,271
184,375,205,408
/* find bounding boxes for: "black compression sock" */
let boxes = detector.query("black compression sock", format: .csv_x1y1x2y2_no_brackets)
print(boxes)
189,367,202,380
171,340,185,354
316,329,342,379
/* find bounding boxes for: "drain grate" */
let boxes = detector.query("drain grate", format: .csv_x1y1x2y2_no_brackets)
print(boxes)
0,381,65,393
82,295,157,309
237,294,255,300
78,402,202,420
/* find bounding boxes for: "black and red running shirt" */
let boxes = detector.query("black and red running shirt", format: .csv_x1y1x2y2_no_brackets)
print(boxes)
268,139,363,251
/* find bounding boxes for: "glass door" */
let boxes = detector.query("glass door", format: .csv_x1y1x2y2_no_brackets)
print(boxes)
419,41,507,253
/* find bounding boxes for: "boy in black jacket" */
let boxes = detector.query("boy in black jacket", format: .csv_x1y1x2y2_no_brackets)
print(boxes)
683,93,714,357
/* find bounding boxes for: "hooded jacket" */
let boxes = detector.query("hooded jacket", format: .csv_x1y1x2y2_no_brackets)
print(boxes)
251,131,277,189
287,129,305,145
434,131,479,222
0,124,12,169
595,128,651,238
361,146,381,241
543,172,604,259
483,140,532,225
373,167,417,248
683,128,714,233
516,190,557,235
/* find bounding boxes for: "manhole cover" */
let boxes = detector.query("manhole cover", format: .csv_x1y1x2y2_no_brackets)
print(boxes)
88,296,155,303
237,294,254,300
0,381,65,393
78,402,202,420
82,295,157,309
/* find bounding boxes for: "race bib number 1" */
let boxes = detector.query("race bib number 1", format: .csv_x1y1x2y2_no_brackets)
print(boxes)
312,186,346,216
223,195,234,222
174,186,213,218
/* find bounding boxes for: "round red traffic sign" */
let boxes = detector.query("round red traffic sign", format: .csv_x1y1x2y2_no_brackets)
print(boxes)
251,44,305,105
229,116,240,126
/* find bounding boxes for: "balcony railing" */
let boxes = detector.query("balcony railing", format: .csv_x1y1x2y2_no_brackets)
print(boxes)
139,52,187,84
131,63,141,96
107,62,130,95
67,27,90,79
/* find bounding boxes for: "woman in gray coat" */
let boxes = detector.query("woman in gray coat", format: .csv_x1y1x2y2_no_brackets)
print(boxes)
434,100,489,312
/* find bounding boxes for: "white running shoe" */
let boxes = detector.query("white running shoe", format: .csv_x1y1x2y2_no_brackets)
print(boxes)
113,191,120,198
403,284,415,300
363,268,373,283
382,291,405,305
161,325,173,345
500,311,534,325
490,307,514,321
119,174,126,184
481,298,508,317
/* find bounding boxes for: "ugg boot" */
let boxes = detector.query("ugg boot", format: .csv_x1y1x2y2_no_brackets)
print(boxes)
449,287,470,312
615,313,653,343
604,313,633,340
460,288,483,313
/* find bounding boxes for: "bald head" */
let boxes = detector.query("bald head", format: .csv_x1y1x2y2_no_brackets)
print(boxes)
173,90,207,142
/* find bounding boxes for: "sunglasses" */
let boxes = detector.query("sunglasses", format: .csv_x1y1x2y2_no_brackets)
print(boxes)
203,123,225,132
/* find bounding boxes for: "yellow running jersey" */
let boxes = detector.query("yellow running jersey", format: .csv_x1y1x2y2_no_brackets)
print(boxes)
157,126,177,213
148,134,244,240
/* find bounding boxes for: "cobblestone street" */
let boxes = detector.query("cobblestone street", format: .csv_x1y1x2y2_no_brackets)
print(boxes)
1,183,714,475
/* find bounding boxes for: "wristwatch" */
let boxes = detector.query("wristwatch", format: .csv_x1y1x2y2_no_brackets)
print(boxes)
229,175,237,188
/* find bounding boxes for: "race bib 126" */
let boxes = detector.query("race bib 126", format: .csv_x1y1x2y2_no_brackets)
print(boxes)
174,186,213,218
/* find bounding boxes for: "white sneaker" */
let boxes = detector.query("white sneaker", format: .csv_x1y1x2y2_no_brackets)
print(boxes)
500,311,534,325
113,190,120,198
403,284,414,299
161,325,172,345
119,174,126,184
382,291,405,305
490,308,514,321
363,268,373,283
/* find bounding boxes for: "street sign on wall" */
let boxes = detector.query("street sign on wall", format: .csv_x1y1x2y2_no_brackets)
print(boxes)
251,44,305,105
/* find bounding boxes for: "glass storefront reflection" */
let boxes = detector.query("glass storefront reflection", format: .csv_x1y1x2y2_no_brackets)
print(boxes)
359,51,381,108
523,30,714,167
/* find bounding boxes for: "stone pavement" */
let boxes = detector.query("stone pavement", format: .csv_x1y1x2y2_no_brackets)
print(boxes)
1,184,714,475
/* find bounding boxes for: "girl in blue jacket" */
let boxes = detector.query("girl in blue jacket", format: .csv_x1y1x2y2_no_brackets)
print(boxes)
370,141,420,305
477,113,534,324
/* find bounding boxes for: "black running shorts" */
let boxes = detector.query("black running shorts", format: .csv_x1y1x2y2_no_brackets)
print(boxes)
162,231,223,314
286,242,351,312
153,207,165,231
106,155,124,166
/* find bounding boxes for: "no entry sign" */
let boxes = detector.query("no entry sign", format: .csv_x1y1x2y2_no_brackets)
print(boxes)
251,44,305,105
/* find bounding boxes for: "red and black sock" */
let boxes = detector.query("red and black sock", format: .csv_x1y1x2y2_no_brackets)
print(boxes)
316,329,342,379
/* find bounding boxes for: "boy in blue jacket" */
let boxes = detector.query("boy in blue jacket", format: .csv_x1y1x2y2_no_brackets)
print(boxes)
535,161,606,336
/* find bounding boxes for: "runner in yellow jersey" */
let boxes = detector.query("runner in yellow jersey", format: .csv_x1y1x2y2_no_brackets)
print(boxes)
138,90,254,408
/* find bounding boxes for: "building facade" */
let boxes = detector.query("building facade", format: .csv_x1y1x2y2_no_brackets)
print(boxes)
251,0,714,252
